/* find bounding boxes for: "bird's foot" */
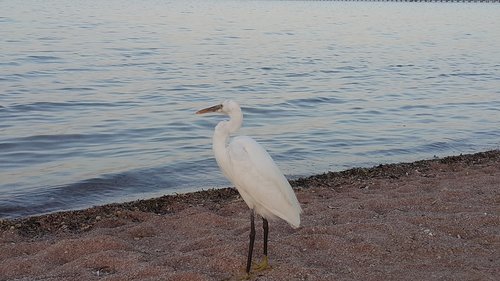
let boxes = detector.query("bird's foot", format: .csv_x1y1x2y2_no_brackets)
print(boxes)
252,255,271,272
236,256,270,280
238,272,251,280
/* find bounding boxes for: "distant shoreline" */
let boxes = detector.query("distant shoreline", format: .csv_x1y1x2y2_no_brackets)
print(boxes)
328,0,499,3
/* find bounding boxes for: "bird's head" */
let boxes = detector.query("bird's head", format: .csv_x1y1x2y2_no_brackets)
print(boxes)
196,100,240,115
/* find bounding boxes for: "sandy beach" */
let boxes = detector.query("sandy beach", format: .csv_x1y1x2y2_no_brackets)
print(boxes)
1,150,499,281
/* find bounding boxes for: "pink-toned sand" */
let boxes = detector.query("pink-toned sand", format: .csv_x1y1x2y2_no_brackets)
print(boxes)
1,151,499,281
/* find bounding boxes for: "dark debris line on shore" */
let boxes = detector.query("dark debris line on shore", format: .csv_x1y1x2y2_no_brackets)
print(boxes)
1,150,499,237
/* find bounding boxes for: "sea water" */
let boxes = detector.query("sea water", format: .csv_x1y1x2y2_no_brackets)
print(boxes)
1,0,499,218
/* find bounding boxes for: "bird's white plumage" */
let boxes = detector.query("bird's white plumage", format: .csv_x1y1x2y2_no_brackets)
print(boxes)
198,100,302,229
227,136,301,228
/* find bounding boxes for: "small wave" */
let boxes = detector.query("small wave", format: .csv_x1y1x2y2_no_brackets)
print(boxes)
261,66,279,71
56,87,95,92
287,96,347,107
285,72,313,78
0,61,20,67
320,69,341,74
25,55,63,63
6,71,55,80
388,64,415,68
6,101,134,113
399,104,432,110
0,17,14,23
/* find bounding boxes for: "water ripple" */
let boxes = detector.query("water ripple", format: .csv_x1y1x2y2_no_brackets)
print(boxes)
1,0,499,218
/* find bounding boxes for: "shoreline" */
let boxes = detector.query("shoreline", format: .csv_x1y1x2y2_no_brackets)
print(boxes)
1,150,499,280
1,150,499,235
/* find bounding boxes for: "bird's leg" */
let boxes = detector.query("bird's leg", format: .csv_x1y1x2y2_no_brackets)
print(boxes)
245,210,256,275
263,217,268,256
253,218,271,272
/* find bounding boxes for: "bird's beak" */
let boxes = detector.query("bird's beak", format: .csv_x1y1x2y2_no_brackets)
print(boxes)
196,104,223,115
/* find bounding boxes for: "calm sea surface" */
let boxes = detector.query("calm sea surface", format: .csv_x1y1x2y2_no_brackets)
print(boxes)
1,0,499,218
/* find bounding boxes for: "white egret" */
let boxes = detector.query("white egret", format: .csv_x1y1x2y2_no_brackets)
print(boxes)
196,100,302,276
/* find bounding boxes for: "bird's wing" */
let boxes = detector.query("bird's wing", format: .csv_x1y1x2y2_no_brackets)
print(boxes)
227,136,301,227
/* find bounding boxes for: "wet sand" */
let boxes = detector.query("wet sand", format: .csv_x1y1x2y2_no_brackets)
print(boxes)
1,150,499,280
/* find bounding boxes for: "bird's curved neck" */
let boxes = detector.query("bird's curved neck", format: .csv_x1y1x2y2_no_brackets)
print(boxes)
217,107,243,136
226,108,243,134
212,107,243,177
